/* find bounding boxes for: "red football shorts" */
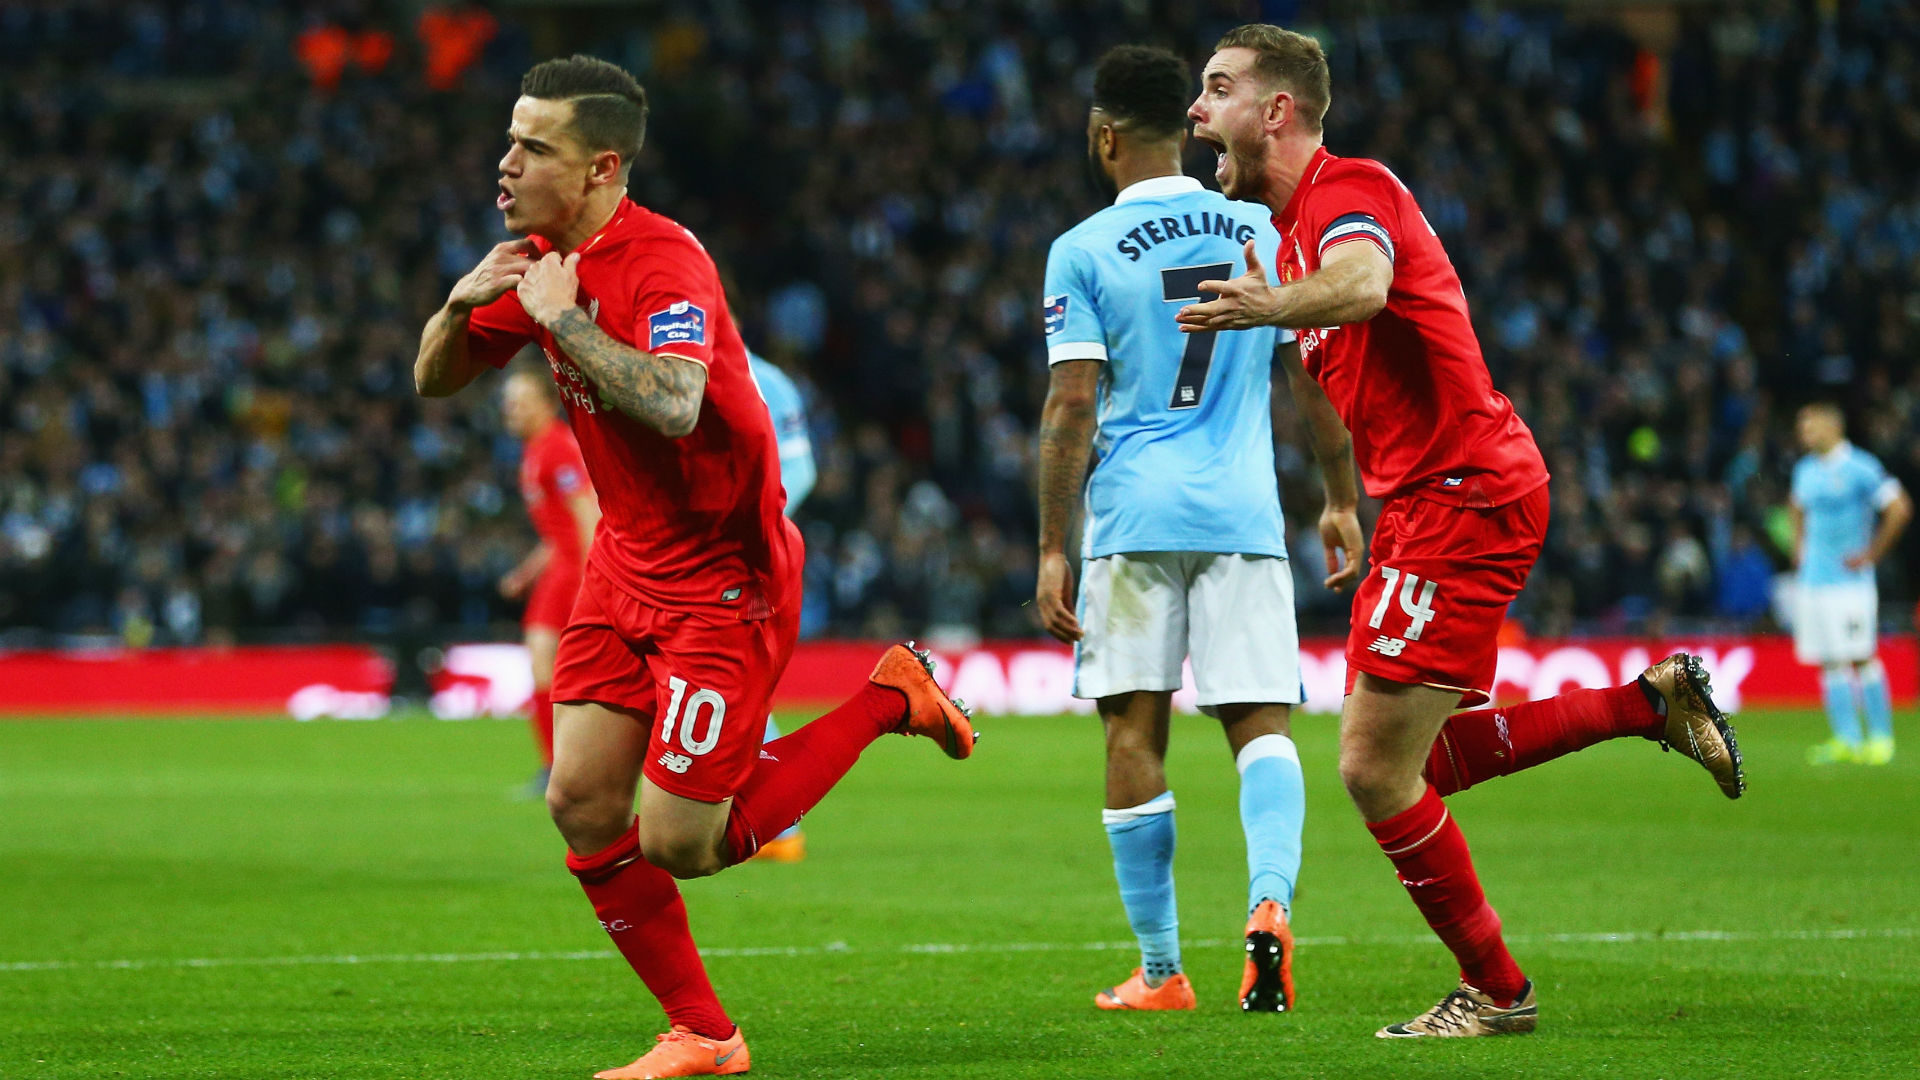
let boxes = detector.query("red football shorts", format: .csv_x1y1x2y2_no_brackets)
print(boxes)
1344,484,1549,707
550,561,799,803
523,563,582,634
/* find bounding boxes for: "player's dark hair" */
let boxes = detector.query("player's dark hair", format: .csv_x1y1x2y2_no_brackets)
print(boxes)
1215,24,1330,132
521,55,649,172
1092,45,1192,140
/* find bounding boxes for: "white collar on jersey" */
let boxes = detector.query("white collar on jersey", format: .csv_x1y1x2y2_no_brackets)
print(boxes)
1114,174,1204,205
1819,440,1853,465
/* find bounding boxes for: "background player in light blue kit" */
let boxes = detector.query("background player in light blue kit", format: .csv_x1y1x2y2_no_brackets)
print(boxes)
1033,45,1363,1015
1790,402,1912,766
750,351,818,860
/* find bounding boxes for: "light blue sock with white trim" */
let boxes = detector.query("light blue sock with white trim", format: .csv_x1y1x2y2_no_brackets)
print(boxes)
1822,665,1864,746
1104,792,1180,982
1859,659,1896,743
1237,733,1305,915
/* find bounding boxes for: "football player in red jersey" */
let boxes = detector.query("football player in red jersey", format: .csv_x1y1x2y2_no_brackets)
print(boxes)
499,365,599,794
1178,25,1746,1038
413,56,974,1079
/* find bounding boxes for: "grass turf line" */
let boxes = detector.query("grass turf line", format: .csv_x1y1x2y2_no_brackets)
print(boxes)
1,709,1916,1078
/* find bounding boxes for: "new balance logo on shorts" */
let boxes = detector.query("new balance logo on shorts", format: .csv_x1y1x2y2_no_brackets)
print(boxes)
1368,635,1407,657
657,751,694,774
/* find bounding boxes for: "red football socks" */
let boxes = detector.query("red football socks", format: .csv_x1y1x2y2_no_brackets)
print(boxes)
721,683,904,863
1424,681,1662,796
529,689,555,767
566,822,732,1039
1367,785,1526,1003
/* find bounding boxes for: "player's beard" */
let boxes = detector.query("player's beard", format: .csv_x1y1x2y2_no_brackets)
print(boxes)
1085,142,1118,201
1220,140,1265,202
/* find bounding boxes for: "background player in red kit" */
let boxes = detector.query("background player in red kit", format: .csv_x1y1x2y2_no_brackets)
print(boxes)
1178,25,1746,1038
499,365,599,793
412,56,975,1079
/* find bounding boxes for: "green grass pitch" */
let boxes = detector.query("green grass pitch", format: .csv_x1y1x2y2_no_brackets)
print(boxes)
2,708,1916,1078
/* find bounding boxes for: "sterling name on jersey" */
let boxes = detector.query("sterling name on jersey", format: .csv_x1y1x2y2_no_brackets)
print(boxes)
1043,175,1291,559
1793,441,1902,587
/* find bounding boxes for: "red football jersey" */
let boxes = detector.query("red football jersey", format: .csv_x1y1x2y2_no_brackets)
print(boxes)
1274,147,1548,508
519,418,592,568
466,199,800,615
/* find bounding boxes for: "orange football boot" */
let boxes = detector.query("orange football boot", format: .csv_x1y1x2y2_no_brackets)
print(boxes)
1239,899,1295,1012
592,1025,749,1079
1095,968,1197,1010
869,642,975,759
751,831,806,863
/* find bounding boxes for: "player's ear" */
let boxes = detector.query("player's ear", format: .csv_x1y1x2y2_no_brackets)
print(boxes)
589,148,623,187
1266,91,1292,133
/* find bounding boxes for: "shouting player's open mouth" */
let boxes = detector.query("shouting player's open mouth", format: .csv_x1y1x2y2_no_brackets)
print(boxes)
1191,126,1231,190
497,181,516,212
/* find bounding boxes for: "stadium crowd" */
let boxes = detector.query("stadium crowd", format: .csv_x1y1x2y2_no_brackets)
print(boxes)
2,0,1917,647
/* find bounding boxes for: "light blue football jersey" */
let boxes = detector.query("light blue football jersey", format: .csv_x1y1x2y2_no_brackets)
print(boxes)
1042,175,1291,558
749,352,817,512
1792,442,1901,586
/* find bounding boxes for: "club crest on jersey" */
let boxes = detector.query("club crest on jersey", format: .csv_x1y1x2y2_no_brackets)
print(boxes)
1280,239,1305,283
1043,294,1069,335
648,300,707,351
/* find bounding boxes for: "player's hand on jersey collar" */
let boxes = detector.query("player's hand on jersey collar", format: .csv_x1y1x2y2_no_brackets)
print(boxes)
518,250,584,328
447,239,538,314
1175,239,1283,333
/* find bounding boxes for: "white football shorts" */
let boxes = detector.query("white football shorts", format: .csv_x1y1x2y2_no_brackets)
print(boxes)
1072,551,1302,708
1793,580,1878,665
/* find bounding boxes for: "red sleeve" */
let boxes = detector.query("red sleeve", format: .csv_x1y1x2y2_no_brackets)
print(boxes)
628,232,722,369
549,432,590,496
466,292,537,369
1305,163,1403,263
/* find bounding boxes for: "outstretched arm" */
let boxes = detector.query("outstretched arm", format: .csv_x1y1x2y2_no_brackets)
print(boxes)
1276,339,1364,590
1175,238,1393,333
1035,360,1101,643
500,542,552,600
518,252,708,438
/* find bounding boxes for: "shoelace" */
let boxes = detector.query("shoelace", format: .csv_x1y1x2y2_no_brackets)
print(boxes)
1419,990,1481,1034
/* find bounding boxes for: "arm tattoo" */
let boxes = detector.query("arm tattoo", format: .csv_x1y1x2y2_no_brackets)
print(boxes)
1036,381,1098,555
548,307,706,437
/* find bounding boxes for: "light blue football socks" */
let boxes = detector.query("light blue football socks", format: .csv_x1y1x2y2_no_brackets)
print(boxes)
1104,791,1180,982
1822,665,1865,748
1237,733,1305,916
1859,659,1895,743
